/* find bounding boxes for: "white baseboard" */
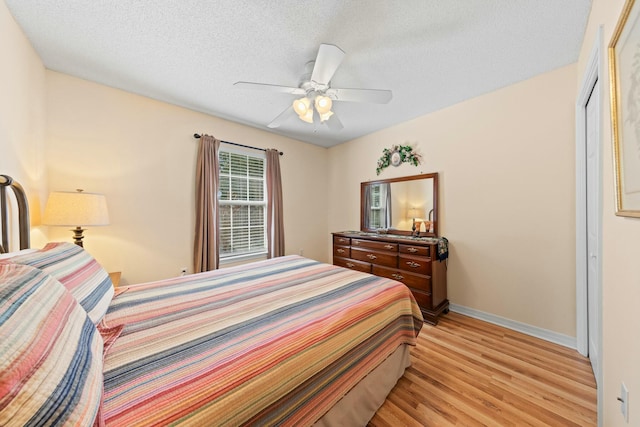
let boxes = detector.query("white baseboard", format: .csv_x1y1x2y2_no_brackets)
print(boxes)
449,304,577,350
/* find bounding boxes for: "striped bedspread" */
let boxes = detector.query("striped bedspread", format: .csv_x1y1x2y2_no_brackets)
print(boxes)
102,255,423,426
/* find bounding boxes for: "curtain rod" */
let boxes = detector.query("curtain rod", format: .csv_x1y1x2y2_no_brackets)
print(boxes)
193,134,283,156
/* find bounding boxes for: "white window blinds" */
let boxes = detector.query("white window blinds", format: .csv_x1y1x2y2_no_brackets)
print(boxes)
218,150,267,258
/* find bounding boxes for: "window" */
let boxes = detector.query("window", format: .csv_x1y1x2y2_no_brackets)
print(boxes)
368,183,390,229
218,149,267,259
369,184,382,229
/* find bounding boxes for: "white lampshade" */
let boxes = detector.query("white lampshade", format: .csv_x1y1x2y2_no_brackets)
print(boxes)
292,97,311,116
314,95,332,114
299,108,314,123
43,191,109,226
319,110,334,122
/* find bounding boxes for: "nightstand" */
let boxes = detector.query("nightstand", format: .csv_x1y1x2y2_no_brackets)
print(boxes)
109,272,122,288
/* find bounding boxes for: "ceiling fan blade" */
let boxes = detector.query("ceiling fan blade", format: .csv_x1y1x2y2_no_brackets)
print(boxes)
310,44,345,85
234,81,306,96
324,113,344,132
327,87,393,104
267,106,296,128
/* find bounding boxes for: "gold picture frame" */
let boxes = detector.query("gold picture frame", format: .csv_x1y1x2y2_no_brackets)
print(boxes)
610,0,640,217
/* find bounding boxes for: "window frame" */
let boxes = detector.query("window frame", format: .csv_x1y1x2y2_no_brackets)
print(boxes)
218,146,268,263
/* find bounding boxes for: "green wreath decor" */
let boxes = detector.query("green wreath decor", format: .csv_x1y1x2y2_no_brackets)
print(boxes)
376,144,422,175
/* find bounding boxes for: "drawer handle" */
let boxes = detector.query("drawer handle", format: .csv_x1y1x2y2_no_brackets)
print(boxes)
392,273,404,280
346,262,355,268
367,254,377,260
338,238,347,243
407,247,418,253
337,248,345,254
384,244,394,249
406,261,421,268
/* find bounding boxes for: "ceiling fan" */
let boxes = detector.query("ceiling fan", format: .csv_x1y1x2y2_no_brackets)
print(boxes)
234,44,393,131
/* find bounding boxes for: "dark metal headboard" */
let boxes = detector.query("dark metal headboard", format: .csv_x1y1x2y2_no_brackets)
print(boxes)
0,174,30,253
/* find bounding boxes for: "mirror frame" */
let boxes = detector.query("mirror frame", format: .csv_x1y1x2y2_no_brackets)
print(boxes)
360,172,439,237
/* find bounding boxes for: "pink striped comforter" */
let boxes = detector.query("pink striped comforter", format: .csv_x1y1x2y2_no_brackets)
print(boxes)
102,255,423,426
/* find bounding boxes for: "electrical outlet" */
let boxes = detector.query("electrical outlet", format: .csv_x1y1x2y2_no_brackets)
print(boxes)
620,382,629,423
180,267,187,276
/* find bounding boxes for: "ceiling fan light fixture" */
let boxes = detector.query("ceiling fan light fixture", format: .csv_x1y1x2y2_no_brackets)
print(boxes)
315,95,332,114
292,97,311,116
319,110,334,122
300,109,314,123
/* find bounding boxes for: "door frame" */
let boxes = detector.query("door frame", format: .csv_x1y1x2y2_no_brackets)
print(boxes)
575,26,603,425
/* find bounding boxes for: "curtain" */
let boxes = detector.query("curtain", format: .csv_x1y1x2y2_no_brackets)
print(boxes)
193,135,220,272
382,183,392,228
363,185,371,228
266,149,284,258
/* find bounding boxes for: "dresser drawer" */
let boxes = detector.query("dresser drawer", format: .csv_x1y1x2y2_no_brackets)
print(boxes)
410,288,433,310
351,247,397,268
399,244,430,257
334,257,371,273
398,254,431,276
333,245,350,258
373,265,432,292
352,239,398,252
333,236,351,246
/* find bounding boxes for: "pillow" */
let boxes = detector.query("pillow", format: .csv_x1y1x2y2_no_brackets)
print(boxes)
6,242,114,324
0,263,103,426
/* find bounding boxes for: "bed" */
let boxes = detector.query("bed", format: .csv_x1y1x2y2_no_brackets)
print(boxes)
0,175,423,426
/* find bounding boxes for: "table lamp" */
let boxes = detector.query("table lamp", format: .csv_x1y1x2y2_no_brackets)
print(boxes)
43,189,109,247
408,207,418,235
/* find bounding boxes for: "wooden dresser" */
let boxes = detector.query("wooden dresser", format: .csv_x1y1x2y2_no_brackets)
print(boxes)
332,231,448,325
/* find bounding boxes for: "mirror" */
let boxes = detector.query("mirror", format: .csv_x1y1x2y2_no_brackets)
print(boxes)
361,172,439,237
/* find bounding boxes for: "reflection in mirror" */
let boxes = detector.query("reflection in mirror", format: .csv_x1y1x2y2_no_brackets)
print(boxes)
363,183,391,229
361,173,438,237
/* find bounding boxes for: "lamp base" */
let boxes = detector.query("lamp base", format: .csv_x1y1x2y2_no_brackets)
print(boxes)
71,227,86,247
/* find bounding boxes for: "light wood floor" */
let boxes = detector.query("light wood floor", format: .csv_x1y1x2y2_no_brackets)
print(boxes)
369,312,597,427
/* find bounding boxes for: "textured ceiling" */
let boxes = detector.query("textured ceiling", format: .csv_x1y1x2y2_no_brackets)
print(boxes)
5,0,592,148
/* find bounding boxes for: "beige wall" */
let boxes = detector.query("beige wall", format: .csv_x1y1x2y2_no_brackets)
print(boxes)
45,71,328,284
0,0,48,248
328,64,578,337
578,0,640,425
